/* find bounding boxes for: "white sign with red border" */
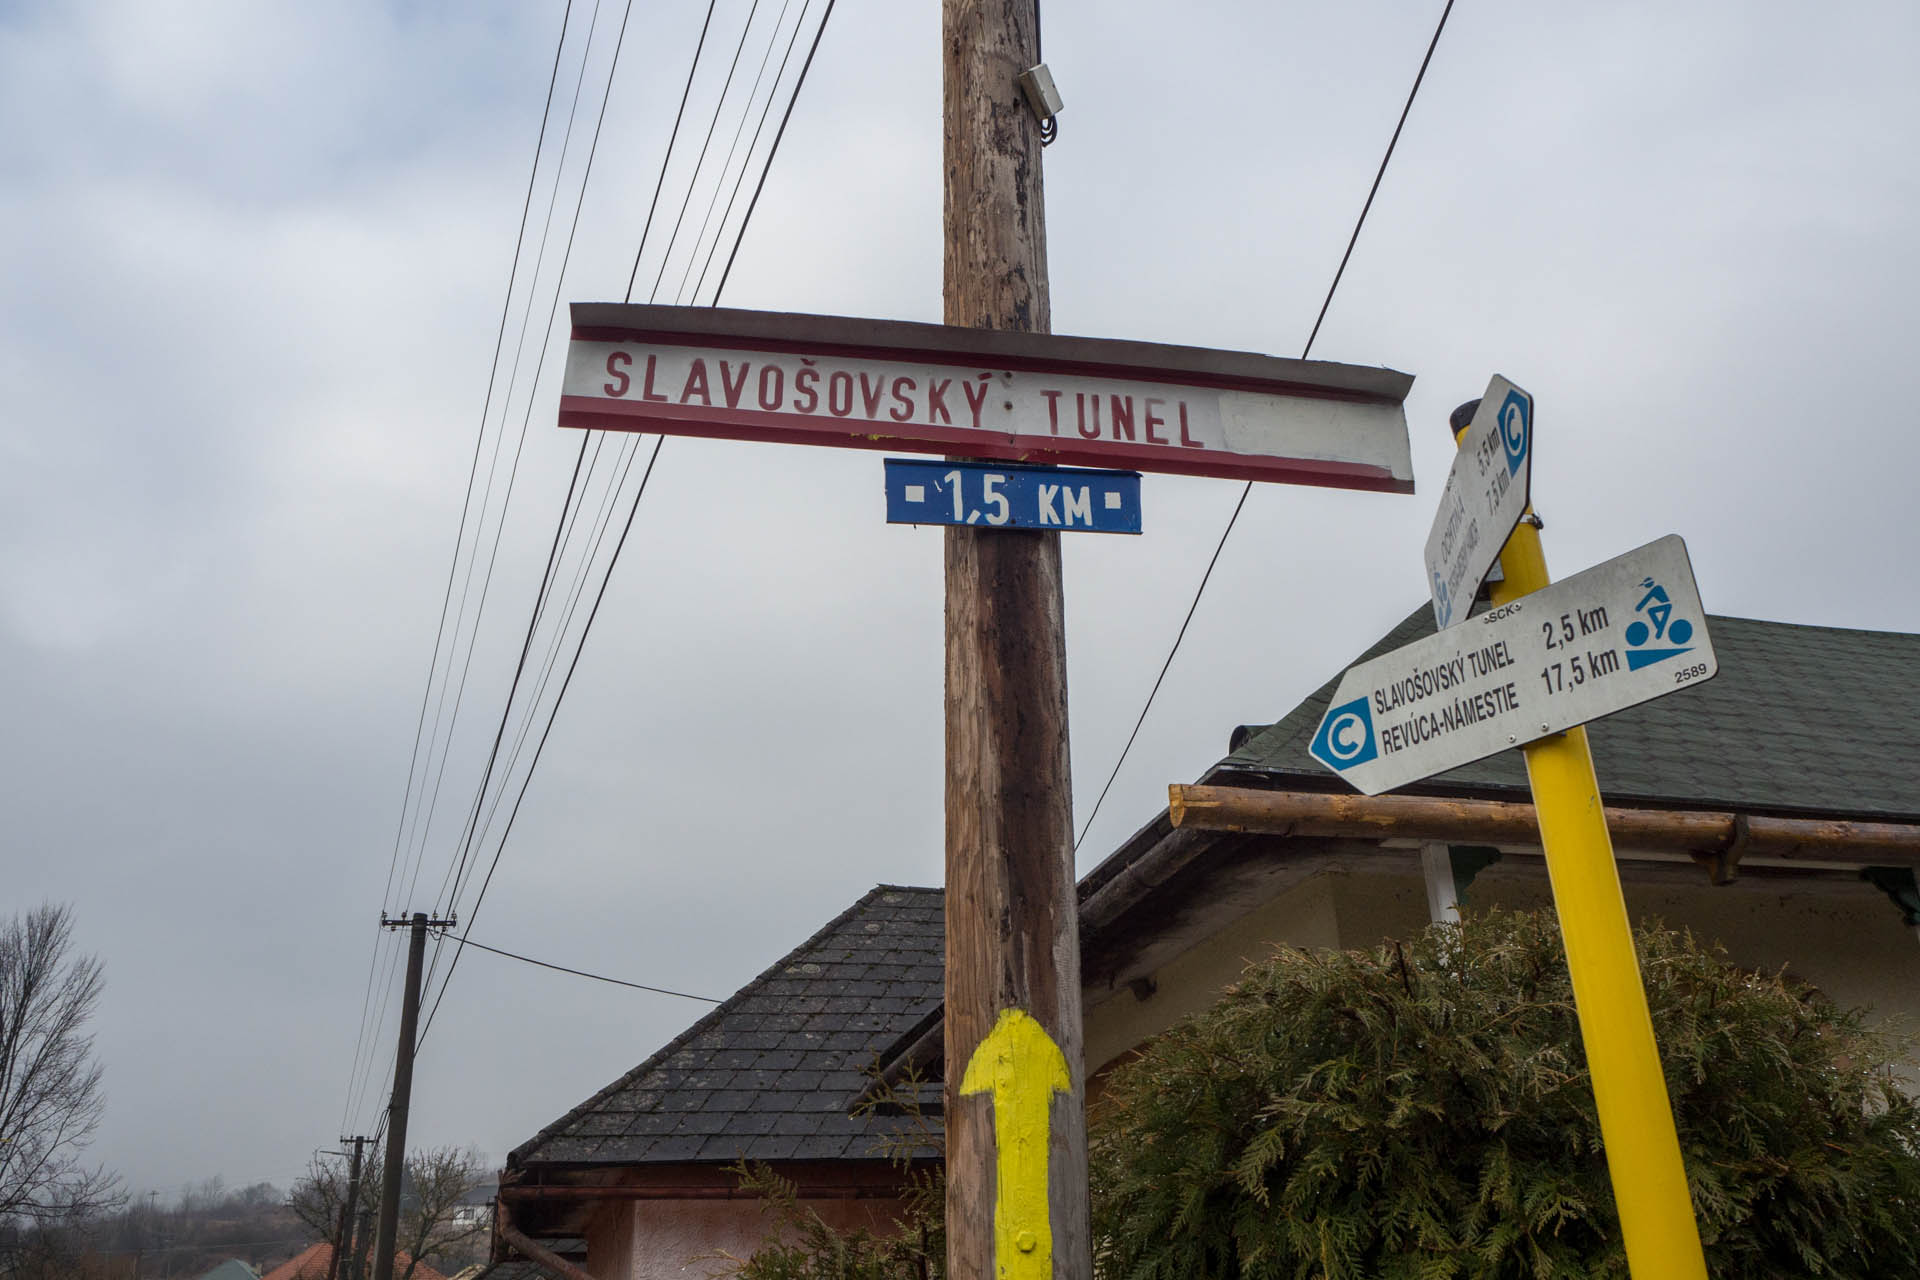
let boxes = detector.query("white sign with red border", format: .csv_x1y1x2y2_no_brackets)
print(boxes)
557,305,1415,492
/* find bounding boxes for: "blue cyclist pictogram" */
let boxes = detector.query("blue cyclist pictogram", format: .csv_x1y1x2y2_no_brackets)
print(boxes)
1310,696,1379,771
1623,577,1696,670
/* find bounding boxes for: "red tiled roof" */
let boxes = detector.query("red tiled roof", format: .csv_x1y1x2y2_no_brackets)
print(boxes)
260,1243,448,1280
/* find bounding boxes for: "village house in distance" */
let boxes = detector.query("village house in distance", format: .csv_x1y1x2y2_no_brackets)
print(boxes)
485,606,1920,1280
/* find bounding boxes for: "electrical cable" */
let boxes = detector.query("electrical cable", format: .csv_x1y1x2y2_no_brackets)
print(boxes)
674,0,801,305
430,433,601,917
344,922,406,1136
417,0,842,1051
450,434,641,913
434,0,763,930
690,0,815,304
417,0,654,963
712,0,838,301
340,0,578,1135
646,0,769,304
625,0,723,305
429,432,593,922
1072,0,1457,853
1033,0,1056,146
430,928,721,1002
399,0,611,913
416,0,707,1011
438,0,801,938
359,2,616,1112
413,435,667,1050
423,0,776,947
426,0,733,924
358,0,646,1131
423,0,648,940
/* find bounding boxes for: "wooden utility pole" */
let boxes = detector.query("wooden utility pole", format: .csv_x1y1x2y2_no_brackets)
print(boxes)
372,912,451,1280
942,3,1089,1280
329,1135,368,1280
355,1205,374,1280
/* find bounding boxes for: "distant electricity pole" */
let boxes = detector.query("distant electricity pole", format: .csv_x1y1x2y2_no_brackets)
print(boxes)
371,911,453,1280
327,1135,369,1280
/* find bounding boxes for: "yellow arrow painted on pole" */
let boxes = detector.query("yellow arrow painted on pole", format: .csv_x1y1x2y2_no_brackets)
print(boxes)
960,1008,1071,1280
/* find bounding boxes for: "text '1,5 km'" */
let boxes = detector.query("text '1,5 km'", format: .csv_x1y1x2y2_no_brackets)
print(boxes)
884,460,1141,534
557,304,1415,490
1310,535,1718,795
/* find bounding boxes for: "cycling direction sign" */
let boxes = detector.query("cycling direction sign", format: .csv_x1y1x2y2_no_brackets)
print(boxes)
885,459,1141,533
1425,375,1532,629
558,303,1414,491
1310,535,1716,795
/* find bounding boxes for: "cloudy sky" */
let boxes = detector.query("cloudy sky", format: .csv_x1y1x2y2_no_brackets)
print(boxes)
5,0,1917,1196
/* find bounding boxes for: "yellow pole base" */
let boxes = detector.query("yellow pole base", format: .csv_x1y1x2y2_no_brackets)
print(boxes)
1492,516,1708,1280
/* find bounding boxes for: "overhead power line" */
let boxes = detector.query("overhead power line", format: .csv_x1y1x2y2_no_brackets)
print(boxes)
396,0,615,917
401,0,650,1077
1073,0,1458,853
340,0,581,1139
714,0,838,300
412,0,843,1060
413,435,666,1050
417,0,729,933
644,0,769,303
348,0,626,1137
430,928,721,1002
625,1,723,303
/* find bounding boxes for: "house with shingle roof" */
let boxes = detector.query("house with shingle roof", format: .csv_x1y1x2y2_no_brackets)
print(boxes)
496,888,943,1278
1058,608,1920,1082
493,608,1920,1280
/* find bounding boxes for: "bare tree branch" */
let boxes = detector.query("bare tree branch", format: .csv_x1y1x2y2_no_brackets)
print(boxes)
289,1145,488,1277
0,904,121,1239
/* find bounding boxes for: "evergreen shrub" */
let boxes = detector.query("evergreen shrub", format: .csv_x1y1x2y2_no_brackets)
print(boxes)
733,910,1920,1279
1091,909,1920,1279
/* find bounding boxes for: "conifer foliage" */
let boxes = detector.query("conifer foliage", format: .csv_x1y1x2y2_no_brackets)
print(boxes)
1088,909,1920,1280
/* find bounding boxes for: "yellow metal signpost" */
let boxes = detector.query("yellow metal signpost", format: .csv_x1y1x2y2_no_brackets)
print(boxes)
1454,407,1710,1280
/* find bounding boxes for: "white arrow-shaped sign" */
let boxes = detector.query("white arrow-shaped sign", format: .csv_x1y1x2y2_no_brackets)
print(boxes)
1425,375,1533,630
1312,535,1717,795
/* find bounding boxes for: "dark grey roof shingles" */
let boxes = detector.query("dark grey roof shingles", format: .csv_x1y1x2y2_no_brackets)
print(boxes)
1221,609,1920,822
511,885,943,1168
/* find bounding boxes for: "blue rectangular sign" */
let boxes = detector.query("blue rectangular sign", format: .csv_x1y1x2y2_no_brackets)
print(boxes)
883,459,1142,534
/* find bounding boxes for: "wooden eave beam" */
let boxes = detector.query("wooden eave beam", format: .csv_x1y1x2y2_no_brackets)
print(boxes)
497,1200,596,1280
1168,785,1920,870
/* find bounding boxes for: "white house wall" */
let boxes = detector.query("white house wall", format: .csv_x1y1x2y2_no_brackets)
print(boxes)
1083,859,1920,1088
588,1195,909,1280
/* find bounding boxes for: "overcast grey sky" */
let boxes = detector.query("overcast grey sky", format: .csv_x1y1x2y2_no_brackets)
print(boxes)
4,0,1917,1196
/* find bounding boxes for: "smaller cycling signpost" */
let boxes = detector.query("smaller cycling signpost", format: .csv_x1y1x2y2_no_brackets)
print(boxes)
1313,381,1717,1280
1311,535,1715,794
1424,374,1531,629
